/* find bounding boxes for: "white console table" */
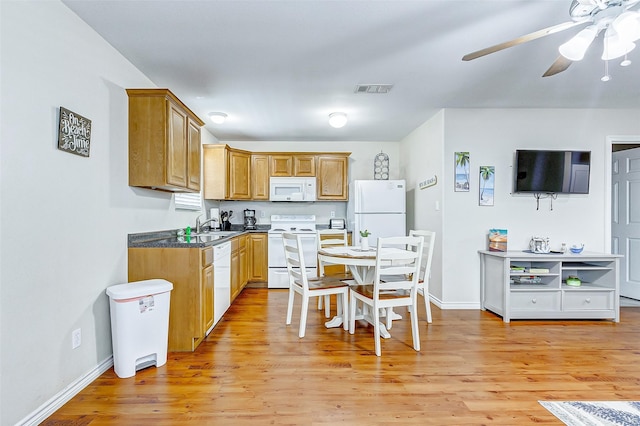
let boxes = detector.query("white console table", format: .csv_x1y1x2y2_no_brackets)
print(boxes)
478,250,621,323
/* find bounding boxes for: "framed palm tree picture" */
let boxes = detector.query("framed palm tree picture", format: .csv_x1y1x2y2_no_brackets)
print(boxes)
479,166,495,206
455,152,470,192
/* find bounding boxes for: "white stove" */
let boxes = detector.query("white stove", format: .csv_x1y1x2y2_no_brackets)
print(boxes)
267,214,317,234
268,215,318,288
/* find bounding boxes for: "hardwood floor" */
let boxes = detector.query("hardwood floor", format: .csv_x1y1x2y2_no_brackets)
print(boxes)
44,289,640,425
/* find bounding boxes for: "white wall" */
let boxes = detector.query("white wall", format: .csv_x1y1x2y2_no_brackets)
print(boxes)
399,111,445,303
0,2,211,424
402,108,640,308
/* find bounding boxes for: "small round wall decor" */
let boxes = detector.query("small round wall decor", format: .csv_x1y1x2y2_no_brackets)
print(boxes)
374,152,389,180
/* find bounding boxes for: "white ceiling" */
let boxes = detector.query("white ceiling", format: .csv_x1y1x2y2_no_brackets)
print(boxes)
62,0,640,142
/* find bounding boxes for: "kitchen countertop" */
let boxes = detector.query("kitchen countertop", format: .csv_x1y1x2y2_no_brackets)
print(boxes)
128,226,270,248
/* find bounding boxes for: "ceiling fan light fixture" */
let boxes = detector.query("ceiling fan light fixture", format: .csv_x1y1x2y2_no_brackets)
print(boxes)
612,11,640,41
328,112,348,128
602,27,636,60
208,112,227,124
559,26,598,61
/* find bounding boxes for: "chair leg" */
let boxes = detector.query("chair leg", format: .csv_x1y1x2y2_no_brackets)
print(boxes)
340,291,348,331
286,288,295,325
373,304,381,356
423,289,432,324
385,307,393,330
317,295,323,310
299,295,309,338
324,295,331,318
349,291,357,334
411,300,420,352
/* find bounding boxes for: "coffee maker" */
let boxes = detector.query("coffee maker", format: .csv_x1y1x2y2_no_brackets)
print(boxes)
243,209,257,230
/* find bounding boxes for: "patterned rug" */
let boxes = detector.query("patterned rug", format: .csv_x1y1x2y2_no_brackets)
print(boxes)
540,401,640,425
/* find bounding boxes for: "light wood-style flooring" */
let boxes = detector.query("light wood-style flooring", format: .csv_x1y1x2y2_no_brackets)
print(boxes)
44,289,640,425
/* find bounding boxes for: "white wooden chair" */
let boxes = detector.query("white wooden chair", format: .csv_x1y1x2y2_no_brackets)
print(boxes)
349,235,423,356
409,230,436,323
316,229,351,317
283,233,349,338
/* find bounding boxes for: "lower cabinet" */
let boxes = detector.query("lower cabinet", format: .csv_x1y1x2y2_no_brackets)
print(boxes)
248,233,268,282
231,235,249,302
128,246,213,352
479,250,621,323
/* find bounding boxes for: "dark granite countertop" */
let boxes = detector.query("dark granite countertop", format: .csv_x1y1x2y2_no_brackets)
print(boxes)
128,225,270,248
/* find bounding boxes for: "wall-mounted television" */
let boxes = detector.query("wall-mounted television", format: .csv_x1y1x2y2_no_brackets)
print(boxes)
514,150,591,194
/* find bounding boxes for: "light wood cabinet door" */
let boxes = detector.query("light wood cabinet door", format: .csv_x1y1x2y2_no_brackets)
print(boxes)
251,154,270,200
239,237,248,290
203,263,214,334
294,155,316,176
187,119,201,191
231,238,240,301
127,88,203,193
270,155,293,176
317,155,349,200
228,150,251,199
167,101,188,188
248,233,268,282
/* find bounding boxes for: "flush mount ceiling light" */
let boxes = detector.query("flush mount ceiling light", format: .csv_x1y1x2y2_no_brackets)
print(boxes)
462,0,640,80
208,112,227,124
328,112,348,128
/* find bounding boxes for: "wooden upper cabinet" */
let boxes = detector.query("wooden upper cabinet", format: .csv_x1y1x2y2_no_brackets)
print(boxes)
270,155,293,176
203,144,251,200
127,88,204,192
228,150,251,199
270,154,316,176
294,155,316,176
206,146,349,200
251,154,270,200
317,155,349,200
187,119,202,191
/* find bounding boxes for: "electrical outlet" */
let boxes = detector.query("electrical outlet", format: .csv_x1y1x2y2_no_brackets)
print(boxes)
72,328,81,349
330,211,335,218
260,210,266,218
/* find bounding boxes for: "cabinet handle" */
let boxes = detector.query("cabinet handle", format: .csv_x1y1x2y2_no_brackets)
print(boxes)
585,298,591,303
531,298,537,304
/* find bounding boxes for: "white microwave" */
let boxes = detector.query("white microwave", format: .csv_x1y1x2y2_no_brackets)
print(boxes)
269,177,317,202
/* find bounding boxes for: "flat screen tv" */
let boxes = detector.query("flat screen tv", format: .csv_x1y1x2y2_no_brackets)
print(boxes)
514,150,591,194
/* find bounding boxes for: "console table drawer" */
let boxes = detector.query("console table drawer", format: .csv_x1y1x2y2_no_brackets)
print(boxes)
511,291,560,311
564,291,614,311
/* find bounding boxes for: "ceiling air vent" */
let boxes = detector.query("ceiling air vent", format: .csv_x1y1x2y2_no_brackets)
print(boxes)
354,84,393,94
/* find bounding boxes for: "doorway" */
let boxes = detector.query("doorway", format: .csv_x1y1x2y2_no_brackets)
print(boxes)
610,141,640,301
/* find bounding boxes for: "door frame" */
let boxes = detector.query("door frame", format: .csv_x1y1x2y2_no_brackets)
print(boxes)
604,135,640,254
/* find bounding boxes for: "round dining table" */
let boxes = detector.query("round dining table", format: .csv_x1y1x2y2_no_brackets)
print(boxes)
317,246,404,338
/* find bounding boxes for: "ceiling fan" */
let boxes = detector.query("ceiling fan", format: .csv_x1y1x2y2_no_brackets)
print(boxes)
462,0,640,78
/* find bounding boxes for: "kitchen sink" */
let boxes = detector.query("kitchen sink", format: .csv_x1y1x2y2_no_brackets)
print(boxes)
191,231,238,237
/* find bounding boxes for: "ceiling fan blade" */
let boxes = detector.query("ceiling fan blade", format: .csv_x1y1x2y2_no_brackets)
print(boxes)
462,20,587,61
542,55,573,77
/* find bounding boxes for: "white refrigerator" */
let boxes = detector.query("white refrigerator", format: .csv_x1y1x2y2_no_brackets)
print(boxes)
348,179,406,246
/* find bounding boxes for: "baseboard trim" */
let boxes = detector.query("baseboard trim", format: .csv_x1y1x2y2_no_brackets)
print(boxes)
16,356,113,426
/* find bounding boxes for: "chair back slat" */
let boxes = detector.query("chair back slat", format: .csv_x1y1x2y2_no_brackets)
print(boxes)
282,232,309,289
409,230,436,282
373,236,424,296
317,229,349,276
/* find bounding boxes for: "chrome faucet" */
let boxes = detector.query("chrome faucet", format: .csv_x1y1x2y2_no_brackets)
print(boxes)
196,214,220,233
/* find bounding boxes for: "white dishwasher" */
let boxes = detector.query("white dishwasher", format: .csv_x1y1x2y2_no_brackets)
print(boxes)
211,241,231,331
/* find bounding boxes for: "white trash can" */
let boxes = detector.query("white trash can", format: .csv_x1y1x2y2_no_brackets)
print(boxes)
106,279,173,378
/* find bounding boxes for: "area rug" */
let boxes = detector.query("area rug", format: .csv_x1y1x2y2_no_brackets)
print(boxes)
540,401,640,425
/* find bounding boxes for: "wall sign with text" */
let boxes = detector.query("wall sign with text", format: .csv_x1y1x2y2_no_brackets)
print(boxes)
58,106,91,157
